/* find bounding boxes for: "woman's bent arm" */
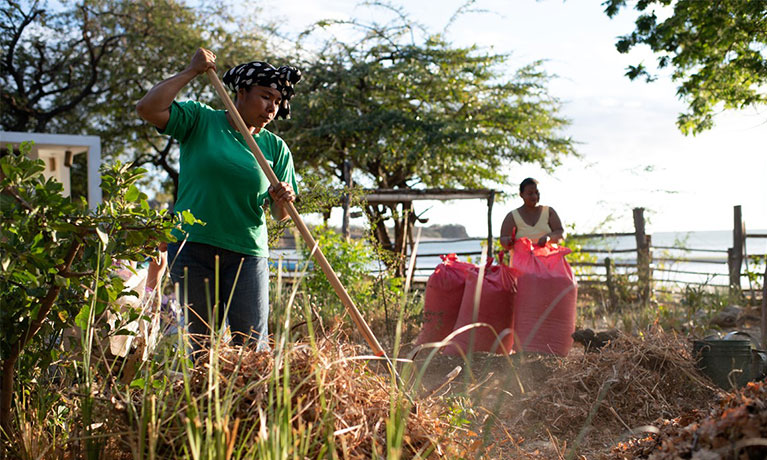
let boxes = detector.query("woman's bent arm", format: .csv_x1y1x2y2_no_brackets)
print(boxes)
499,212,517,250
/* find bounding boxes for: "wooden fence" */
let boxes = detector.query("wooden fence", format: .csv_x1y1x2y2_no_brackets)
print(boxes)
272,205,766,303
401,206,766,302
571,206,765,300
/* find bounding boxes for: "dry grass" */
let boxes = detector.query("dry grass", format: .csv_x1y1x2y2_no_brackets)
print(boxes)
610,381,767,459
8,325,764,460
435,327,723,459
109,336,463,459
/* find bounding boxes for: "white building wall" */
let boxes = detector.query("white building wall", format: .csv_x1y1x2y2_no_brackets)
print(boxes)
0,131,101,209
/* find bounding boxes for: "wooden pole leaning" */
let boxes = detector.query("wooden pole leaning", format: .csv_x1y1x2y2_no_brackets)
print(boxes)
206,69,385,357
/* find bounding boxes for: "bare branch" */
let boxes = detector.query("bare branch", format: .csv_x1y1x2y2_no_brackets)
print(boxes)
2,2,43,99
1,185,34,211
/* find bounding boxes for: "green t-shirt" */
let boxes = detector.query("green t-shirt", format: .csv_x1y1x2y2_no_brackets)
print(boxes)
161,101,297,257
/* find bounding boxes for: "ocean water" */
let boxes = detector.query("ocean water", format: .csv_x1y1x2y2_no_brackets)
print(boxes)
272,230,766,289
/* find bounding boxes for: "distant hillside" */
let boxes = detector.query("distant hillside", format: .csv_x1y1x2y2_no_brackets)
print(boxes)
420,224,469,239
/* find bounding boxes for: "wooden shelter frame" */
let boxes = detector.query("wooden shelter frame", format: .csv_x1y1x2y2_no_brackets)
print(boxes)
356,188,497,251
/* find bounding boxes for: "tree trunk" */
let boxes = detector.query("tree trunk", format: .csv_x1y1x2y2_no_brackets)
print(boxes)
0,241,80,431
395,207,406,275
364,202,420,276
0,355,17,433
366,204,393,252
0,282,64,431
341,160,352,241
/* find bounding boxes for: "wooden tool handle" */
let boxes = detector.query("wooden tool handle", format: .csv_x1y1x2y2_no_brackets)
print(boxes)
206,69,384,356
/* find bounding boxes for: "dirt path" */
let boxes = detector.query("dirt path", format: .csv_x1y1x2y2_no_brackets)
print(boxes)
405,348,557,399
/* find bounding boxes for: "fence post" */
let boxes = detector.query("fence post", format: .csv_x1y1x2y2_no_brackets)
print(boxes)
761,261,767,350
646,234,653,298
605,257,618,310
487,191,495,253
341,159,352,241
633,207,650,307
729,205,744,291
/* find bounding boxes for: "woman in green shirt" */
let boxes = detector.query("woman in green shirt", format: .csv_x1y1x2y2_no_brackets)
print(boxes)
136,48,301,353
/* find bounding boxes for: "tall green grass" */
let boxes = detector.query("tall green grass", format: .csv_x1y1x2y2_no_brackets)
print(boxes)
0,243,455,459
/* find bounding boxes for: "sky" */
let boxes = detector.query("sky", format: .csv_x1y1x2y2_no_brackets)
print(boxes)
264,0,767,236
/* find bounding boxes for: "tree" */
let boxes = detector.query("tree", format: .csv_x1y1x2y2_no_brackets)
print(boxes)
279,11,575,269
1,0,275,196
604,0,767,134
0,142,182,431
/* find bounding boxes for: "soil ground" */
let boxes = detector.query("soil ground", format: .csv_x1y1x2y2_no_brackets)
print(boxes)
393,322,765,459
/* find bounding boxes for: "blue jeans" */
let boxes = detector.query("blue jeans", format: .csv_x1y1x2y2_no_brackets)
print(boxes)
167,241,270,352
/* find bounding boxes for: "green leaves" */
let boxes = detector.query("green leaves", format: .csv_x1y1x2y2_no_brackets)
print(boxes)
606,0,767,134
279,8,574,260
96,227,109,247
299,224,381,316
2,0,277,203
125,185,141,203
74,304,91,331
287,15,574,191
128,376,165,390
182,210,197,226
0,143,184,397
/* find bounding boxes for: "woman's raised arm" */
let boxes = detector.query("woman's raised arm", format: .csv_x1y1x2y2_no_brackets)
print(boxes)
136,48,216,130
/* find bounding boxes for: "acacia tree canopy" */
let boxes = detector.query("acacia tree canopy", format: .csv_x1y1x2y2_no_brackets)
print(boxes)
3,1,576,266
604,0,767,134
279,15,575,260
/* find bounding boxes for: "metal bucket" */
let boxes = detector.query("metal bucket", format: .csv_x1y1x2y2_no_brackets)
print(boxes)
752,349,767,381
692,339,754,390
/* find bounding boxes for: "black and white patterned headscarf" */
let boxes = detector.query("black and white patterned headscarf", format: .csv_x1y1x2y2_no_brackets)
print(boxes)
222,61,302,119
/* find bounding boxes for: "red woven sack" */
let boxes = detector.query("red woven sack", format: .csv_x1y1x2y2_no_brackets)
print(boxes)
442,261,517,355
511,238,577,356
415,254,476,345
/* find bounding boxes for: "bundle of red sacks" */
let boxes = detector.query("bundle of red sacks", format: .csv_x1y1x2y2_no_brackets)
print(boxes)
415,237,577,356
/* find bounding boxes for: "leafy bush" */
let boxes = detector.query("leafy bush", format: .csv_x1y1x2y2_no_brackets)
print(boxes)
0,142,180,430
298,224,380,317
266,174,366,247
